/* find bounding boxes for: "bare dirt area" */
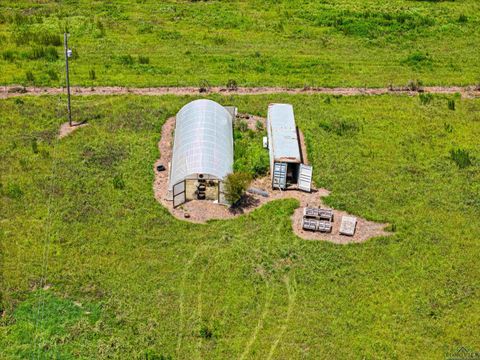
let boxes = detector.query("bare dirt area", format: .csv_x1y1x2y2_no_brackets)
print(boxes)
2,85,480,99
153,116,390,244
237,113,266,131
58,121,88,139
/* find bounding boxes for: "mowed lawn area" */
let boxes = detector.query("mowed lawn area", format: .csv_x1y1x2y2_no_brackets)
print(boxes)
0,0,480,87
1,94,479,359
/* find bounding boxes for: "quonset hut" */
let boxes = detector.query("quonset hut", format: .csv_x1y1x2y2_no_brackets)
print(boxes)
267,103,312,192
168,99,235,207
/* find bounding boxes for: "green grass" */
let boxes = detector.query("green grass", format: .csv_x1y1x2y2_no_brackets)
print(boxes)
0,0,480,87
1,94,480,359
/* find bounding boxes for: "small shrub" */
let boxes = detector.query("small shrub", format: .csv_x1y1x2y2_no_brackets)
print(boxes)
138,55,150,64
31,138,38,154
95,19,106,37
224,172,252,205
2,50,15,61
251,152,269,177
25,70,35,83
70,48,79,59
385,223,397,232
458,14,468,23
211,35,226,45
450,148,472,169
29,46,58,61
199,325,213,340
118,54,134,65
255,120,264,131
419,93,433,105
226,79,238,91
37,32,61,46
402,52,432,67
137,22,153,34
89,69,96,80
448,99,455,111
113,175,125,189
5,183,23,199
319,119,360,136
198,79,210,93
12,28,33,45
237,120,248,132
46,69,58,80
406,79,423,91
444,123,453,133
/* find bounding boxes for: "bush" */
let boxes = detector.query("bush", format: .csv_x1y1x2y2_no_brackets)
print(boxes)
444,123,453,133
25,70,35,83
46,69,58,80
419,93,433,105
255,120,264,131
37,32,61,46
319,119,360,136
237,120,248,132
118,54,134,65
458,14,468,23
4,183,23,199
450,148,472,169
89,69,96,80
402,52,432,67
199,325,213,340
406,79,423,91
31,138,38,154
29,46,58,61
198,79,210,93
224,172,251,205
2,50,15,61
226,79,238,91
113,175,125,189
138,55,150,64
448,99,455,111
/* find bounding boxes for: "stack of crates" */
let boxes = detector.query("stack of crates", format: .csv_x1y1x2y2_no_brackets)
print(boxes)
302,207,334,233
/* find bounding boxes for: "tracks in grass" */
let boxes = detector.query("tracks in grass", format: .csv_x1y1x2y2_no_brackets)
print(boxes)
176,248,202,357
2,85,480,99
176,245,214,360
267,276,297,360
239,282,274,360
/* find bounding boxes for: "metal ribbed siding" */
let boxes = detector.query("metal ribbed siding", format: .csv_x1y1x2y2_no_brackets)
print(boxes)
267,103,302,164
168,99,234,190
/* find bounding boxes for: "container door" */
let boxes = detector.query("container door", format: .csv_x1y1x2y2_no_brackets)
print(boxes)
273,162,287,189
173,180,186,208
298,164,313,192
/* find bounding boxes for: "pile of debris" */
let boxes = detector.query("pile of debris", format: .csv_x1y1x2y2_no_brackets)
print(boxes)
302,207,357,236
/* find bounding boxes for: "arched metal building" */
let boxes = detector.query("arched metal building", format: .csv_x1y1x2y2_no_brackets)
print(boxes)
168,99,234,207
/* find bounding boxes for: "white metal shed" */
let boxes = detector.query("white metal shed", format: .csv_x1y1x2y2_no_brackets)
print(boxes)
267,103,312,192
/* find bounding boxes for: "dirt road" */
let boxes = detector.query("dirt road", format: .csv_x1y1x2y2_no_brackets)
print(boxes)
2,85,479,99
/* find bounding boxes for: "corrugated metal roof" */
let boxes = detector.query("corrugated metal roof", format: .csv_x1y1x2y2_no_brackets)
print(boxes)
267,103,301,163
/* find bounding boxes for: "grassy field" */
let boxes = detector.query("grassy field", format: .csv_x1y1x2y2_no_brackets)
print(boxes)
1,94,479,359
0,0,480,87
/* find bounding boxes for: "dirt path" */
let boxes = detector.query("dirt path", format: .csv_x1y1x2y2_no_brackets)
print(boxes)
2,85,480,99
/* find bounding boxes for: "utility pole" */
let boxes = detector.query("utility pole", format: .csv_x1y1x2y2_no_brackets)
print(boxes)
64,32,72,126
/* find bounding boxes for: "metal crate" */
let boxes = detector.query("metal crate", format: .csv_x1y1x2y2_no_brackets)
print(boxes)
302,218,318,231
303,207,334,222
317,221,332,233
303,207,319,218
318,209,334,222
